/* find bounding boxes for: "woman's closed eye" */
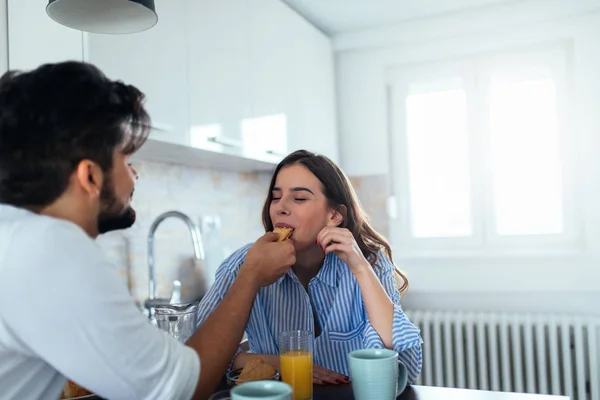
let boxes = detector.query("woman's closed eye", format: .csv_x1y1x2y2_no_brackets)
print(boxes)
271,197,307,202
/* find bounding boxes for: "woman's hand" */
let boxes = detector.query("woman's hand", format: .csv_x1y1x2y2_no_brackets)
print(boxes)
235,353,349,386
313,364,349,385
316,227,369,274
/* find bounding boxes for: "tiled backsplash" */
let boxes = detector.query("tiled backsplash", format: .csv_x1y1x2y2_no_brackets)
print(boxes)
349,174,389,238
96,160,272,304
96,160,388,304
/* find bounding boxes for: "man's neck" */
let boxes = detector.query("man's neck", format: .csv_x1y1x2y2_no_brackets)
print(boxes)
40,196,98,238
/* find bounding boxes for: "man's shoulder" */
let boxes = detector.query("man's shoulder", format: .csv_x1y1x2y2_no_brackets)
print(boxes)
0,205,88,242
0,205,96,269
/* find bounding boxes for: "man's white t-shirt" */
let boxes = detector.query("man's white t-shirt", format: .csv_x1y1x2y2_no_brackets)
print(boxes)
0,205,200,400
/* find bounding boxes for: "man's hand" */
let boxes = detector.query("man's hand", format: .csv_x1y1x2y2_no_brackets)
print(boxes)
239,232,296,288
188,232,294,399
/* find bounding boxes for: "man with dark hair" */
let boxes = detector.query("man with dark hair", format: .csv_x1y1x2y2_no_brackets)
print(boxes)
0,62,296,400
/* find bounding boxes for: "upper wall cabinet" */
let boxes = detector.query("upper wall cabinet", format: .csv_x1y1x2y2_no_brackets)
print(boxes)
184,0,254,154
21,0,340,170
7,0,85,71
87,0,189,145
184,0,339,163
247,0,338,163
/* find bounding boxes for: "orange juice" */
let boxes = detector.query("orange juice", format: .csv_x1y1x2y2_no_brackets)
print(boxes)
280,351,313,400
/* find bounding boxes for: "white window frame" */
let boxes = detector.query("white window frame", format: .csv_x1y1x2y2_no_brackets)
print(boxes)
386,43,582,258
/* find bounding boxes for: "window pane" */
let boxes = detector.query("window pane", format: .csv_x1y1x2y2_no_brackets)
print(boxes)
405,85,472,238
489,78,563,235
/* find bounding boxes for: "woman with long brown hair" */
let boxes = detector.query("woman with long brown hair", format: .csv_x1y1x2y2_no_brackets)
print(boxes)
196,150,422,385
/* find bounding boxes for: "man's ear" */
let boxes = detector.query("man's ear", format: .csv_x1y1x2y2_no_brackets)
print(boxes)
74,160,103,198
327,204,347,227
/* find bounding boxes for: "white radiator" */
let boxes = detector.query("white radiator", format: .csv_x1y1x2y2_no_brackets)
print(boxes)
405,310,600,400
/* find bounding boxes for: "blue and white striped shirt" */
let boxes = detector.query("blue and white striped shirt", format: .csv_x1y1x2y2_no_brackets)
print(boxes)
196,243,423,383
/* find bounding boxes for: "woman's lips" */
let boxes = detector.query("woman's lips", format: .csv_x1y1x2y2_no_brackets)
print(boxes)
274,223,294,228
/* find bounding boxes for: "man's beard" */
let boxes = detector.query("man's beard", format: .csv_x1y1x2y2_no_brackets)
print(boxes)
97,178,137,234
97,206,136,234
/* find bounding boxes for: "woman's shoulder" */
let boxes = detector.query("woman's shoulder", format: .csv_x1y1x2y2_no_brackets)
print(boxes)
370,250,395,273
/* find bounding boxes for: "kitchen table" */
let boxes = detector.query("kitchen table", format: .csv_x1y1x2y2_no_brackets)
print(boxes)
212,384,570,400
313,384,569,399
77,384,569,399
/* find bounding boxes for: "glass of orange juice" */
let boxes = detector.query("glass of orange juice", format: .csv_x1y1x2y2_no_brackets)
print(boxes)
279,330,313,400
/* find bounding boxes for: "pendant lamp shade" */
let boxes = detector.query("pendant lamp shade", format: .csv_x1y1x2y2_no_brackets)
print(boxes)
46,0,158,34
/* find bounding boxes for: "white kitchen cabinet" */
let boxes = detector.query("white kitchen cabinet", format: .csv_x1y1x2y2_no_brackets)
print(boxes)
87,0,189,145
247,0,338,162
7,0,85,71
286,30,338,164
83,0,337,170
184,0,254,154
185,0,338,163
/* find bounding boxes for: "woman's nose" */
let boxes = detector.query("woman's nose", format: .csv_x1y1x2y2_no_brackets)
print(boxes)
275,201,290,216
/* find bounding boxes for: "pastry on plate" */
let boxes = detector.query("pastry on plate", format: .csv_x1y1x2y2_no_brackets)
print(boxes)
237,356,277,384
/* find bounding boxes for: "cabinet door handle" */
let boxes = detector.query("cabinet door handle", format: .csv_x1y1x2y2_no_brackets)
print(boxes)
207,136,243,149
266,150,285,157
141,123,172,133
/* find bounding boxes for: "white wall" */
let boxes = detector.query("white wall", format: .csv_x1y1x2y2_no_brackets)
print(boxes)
336,0,600,176
7,0,84,71
335,0,600,314
0,0,7,75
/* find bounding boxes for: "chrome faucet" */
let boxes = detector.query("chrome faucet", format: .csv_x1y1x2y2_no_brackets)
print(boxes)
145,211,204,306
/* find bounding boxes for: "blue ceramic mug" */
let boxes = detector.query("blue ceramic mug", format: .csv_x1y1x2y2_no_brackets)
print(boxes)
348,349,408,400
